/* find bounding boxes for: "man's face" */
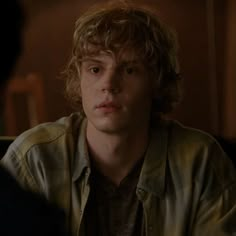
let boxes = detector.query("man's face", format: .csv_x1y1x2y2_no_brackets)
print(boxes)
80,50,154,134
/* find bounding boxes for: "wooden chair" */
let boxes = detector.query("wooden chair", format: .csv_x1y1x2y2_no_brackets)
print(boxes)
4,74,46,136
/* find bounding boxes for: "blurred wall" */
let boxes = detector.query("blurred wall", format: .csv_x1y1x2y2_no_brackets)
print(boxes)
6,0,236,138
222,0,236,138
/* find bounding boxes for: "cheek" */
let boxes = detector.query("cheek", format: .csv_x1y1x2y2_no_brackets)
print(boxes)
125,80,152,100
80,79,95,111
80,80,89,103
80,78,90,96
80,74,97,91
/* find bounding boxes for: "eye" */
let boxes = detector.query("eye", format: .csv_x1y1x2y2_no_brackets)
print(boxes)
90,67,100,74
126,67,134,74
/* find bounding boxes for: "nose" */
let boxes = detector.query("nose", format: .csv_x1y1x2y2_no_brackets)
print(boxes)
101,70,121,94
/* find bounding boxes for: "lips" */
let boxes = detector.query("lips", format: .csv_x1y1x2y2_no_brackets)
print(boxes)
96,101,121,112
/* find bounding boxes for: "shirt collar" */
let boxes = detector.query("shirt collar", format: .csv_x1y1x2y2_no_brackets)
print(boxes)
137,120,168,198
72,118,90,181
72,117,169,197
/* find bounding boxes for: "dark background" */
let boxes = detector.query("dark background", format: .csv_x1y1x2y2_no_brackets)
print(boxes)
4,0,236,139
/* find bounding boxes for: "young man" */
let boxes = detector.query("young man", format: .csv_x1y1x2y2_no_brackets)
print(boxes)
1,2,236,236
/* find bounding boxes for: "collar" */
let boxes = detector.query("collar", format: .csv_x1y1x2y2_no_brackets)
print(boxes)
137,120,168,198
72,118,90,181
72,117,169,197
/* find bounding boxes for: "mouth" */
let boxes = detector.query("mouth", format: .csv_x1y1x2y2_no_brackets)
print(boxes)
96,101,121,113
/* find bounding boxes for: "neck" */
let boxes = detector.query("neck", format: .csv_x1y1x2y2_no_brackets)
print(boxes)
86,122,149,186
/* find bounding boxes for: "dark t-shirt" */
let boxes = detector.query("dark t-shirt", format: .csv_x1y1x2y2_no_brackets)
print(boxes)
84,160,145,236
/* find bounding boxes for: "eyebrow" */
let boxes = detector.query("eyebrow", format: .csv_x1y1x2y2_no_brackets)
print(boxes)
120,60,139,65
81,57,141,65
80,58,103,63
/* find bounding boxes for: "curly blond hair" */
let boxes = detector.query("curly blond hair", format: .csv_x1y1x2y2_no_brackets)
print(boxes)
64,1,182,115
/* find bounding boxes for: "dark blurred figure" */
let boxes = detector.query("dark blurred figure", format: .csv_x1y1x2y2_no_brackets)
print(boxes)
0,1,67,235
0,1,24,111
215,136,236,167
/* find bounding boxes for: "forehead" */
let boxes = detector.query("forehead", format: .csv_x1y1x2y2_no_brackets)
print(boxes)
81,48,143,64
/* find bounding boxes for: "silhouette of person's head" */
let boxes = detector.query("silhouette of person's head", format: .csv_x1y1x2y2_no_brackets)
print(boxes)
0,0,25,118
0,3,67,235
0,0,24,86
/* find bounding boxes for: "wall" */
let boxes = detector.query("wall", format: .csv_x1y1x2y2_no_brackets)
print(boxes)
222,0,236,138
6,0,235,138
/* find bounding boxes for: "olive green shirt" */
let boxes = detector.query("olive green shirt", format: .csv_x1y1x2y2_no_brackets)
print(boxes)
1,113,236,236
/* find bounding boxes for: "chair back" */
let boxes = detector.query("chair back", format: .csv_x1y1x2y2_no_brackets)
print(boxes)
4,74,46,136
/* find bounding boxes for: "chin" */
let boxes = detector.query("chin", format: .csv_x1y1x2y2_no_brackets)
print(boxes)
92,117,129,134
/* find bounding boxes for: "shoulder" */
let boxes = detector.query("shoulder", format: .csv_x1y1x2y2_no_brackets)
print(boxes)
163,119,236,194
1,113,84,192
9,112,84,156
167,119,216,147
165,119,225,160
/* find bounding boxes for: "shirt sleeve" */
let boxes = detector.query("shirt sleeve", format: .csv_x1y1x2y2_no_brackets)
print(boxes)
0,141,40,193
192,141,236,236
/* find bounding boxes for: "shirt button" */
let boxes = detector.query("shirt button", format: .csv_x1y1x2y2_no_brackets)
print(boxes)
137,188,146,199
148,225,153,231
